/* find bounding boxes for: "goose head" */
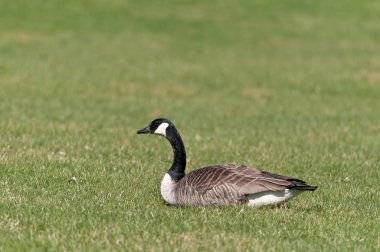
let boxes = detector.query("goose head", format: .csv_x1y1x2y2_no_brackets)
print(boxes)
137,118,187,182
136,118,174,138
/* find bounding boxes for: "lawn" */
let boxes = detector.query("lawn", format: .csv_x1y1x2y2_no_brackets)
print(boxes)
0,0,379,251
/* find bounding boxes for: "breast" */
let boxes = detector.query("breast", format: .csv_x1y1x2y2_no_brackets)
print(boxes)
160,173,177,205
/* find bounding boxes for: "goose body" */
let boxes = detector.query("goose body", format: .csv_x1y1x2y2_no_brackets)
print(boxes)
137,118,317,207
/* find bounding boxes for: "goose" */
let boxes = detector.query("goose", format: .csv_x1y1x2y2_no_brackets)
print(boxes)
137,118,317,207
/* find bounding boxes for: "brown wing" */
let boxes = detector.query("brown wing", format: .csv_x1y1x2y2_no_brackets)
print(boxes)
174,164,311,206
187,164,301,193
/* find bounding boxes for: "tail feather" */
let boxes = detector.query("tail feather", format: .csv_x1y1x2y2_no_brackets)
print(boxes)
287,178,307,184
289,185,318,191
261,170,318,191
261,171,307,184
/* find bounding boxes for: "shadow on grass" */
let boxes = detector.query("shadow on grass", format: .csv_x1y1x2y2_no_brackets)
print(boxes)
163,200,324,214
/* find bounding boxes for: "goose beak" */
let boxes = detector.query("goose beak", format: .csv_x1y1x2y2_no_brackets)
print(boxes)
137,125,150,134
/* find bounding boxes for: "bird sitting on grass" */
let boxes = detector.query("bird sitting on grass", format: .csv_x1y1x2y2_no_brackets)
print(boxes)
137,118,317,207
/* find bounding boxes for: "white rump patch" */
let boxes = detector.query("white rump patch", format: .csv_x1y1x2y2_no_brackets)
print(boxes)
154,122,169,137
160,173,177,205
247,189,302,207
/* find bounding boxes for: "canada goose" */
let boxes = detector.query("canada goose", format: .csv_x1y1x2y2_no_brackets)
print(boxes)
137,118,317,207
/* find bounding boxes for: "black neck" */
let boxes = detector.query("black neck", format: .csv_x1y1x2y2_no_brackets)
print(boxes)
166,126,186,182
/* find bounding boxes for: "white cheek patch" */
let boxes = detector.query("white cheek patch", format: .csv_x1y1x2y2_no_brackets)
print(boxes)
154,122,169,136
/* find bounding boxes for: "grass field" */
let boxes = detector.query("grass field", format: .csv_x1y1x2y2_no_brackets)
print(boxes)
1,0,380,251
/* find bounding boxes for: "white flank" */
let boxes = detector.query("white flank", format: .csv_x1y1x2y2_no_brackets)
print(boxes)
160,173,177,204
154,122,169,137
247,189,302,207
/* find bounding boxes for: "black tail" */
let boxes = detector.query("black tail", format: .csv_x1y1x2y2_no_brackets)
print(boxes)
290,185,318,191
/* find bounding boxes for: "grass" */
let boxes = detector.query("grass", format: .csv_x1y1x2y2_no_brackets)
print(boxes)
0,0,379,251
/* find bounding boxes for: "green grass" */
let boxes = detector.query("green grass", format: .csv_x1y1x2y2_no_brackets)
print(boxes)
1,0,379,251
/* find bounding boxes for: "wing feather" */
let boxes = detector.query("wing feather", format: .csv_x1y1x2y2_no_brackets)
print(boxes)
175,164,312,206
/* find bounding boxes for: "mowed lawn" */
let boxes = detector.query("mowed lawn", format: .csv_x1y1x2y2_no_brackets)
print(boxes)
1,0,379,251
